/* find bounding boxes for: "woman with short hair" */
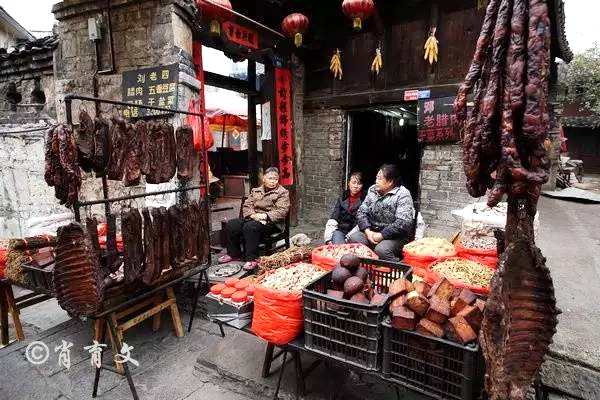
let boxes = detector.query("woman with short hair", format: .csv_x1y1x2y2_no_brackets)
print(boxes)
348,164,415,261
324,172,365,244
218,167,290,270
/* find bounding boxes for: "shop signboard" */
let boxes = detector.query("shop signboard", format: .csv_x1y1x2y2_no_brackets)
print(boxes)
418,89,431,99
417,96,460,144
404,90,420,101
223,22,259,49
121,63,179,117
274,68,294,186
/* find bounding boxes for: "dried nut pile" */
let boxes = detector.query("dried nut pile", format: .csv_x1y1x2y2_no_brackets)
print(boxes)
432,259,494,287
461,235,497,249
317,244,375,260
404,238,456,256
260,263,326,291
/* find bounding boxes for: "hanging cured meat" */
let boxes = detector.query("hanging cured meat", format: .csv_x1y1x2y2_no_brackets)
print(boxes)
106,116,127,181
122,122,142,187
176,126,195,182
44,124,81,207
162,122,177,182
454,0,559,398
138,120,151,176
54,222,104,317
141,208,157,285
76,109,95,172
92,116,110,176
122,208,144,284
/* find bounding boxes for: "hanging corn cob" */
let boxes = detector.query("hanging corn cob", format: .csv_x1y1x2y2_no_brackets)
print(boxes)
330,49,343,80
424,27,439,65
371,45,383,75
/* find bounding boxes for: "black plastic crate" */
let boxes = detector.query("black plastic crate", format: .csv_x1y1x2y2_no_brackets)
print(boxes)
303,258,412,371
382,319,485,400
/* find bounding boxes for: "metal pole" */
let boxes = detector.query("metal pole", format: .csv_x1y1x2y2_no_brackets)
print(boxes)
64,94,203,117
75,185,204,207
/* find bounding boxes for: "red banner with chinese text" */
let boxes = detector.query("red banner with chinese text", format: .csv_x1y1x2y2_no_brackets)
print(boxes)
275,68,294,186
223,22,259,49
417,96,460,144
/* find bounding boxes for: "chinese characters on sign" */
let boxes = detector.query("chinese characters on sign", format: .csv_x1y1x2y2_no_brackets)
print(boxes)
417,96,460,144
121,64,179,118
274,68,294,186
223,22,259,49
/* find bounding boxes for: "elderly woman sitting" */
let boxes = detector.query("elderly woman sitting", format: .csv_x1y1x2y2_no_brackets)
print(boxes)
348,164,415,261
218,167,290,270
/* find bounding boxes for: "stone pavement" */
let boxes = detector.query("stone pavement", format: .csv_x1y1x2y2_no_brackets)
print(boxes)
0,311,428,400
1,195,599,400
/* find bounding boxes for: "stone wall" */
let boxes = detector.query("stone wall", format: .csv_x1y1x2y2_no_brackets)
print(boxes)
0,122,68,237
299,108,346,225
51,0,200,217
419,144,474,238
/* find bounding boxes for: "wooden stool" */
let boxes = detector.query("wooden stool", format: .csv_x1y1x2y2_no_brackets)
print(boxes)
0,281,25,347
92,287,184,376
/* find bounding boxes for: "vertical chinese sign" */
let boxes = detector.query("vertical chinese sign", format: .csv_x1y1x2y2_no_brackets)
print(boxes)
417,96,459,144
274,68,294,186
121,64,179,117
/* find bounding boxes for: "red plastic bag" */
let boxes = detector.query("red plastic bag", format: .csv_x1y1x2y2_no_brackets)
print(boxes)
251,264,325,345
426,257,493,295
0,243,7,267
98,234,124,252
311,243,378,271
454,240,497,269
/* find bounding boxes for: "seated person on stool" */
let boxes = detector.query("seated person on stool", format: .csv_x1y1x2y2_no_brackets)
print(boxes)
348,164,414,261
323,172,365,244
218,167,290,270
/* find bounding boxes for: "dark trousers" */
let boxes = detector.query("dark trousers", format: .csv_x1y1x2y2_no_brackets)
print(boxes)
331,230,347,244
225,218,278,261
347,231,408,262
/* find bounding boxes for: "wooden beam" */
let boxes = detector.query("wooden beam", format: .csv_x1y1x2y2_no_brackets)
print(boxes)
304,83,461,109
204,71,259,95
247,60,259,187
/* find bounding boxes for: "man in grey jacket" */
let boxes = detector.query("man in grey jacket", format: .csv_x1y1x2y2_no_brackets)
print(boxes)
348,164,415,261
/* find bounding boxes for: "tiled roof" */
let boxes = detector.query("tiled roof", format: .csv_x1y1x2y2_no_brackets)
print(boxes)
0,35,58,78
553,0,573,63
0,35,58,60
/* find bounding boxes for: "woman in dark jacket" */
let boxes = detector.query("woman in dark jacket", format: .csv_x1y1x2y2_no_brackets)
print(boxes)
324,172,365,244
348,164,415,261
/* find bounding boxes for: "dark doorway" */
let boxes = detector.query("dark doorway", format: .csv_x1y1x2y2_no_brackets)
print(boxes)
347,105,421,200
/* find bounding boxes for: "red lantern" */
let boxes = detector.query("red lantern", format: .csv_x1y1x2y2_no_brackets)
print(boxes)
342,0,375,31
197,0,232,35
281,13,309,48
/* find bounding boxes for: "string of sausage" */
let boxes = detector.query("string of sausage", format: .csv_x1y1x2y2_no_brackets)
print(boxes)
454,0,550,208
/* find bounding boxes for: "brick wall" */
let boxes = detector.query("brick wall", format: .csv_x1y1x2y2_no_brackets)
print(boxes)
419,144,474,238
300,108,346,224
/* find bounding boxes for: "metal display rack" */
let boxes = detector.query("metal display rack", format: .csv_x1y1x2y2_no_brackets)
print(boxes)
64,94,212,399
